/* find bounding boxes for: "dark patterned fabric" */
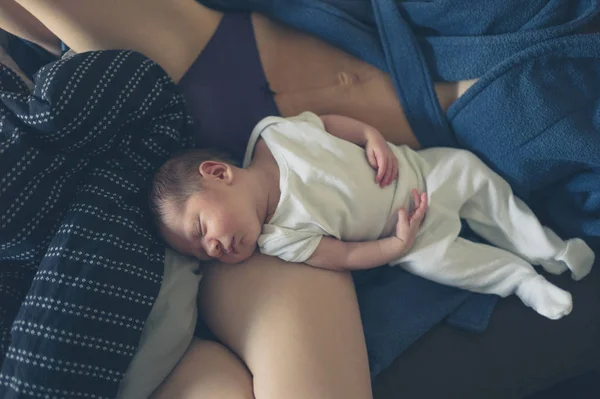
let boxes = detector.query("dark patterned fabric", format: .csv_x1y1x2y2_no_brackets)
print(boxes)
0,50,191,398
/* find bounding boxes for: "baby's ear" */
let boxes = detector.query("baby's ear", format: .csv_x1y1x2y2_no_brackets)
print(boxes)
199,161,233,183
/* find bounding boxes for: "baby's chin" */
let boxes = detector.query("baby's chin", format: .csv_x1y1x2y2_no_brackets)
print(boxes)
220,251,255,265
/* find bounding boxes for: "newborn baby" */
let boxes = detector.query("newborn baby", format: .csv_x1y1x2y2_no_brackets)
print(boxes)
150,112,594,320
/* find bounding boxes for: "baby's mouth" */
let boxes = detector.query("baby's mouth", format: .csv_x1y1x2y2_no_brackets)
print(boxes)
230,236,237,254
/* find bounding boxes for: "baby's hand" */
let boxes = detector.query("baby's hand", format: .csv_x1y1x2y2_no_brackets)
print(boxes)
364,128,398,187
395,189,428,251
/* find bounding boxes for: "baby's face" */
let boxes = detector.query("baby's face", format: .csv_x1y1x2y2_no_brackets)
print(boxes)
160,181,261,264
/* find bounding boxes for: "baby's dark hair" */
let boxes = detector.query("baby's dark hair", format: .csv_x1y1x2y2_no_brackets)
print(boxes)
149,148,235,228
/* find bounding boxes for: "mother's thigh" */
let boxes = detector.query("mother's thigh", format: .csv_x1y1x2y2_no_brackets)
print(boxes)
199,253,373,399
151,339,253,399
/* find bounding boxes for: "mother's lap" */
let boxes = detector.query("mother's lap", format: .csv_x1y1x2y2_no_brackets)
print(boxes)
151,339,253,399
199,252,362,357
198,253,373,399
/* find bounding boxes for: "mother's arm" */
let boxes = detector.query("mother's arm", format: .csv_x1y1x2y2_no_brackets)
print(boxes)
0,1,60,55
11,0,222,81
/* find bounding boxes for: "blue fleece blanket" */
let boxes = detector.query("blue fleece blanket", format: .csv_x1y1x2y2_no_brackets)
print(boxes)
199,0,600,376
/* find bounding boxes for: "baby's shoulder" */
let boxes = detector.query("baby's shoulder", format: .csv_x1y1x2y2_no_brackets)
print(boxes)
253,139,270,158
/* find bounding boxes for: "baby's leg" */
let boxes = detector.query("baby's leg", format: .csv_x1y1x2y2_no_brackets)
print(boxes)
460,159,593,280
423,148,594,280
395,237,573,320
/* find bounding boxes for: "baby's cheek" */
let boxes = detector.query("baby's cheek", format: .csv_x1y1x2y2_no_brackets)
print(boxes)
242,247,256,261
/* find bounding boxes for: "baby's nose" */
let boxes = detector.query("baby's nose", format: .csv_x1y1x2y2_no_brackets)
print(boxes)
206,240,223,258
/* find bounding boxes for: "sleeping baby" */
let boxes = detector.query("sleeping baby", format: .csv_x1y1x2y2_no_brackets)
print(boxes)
150,112,594,320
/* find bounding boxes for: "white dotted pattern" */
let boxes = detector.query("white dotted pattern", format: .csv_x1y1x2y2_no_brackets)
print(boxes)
0,50,192,398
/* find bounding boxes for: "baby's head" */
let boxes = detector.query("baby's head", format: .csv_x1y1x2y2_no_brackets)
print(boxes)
149,149,262,264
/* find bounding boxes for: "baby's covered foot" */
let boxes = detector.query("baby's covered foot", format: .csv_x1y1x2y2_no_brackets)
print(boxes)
539,238,594,281
538,258,568,276
516,275,572,320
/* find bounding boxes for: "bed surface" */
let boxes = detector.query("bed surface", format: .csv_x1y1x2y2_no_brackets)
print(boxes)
373,261,600,399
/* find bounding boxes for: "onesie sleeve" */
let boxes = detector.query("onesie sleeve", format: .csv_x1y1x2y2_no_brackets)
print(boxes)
288,111,325,130
258,224,323,263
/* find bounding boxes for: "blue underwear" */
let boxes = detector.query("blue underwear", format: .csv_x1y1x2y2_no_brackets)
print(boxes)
178,13,280,164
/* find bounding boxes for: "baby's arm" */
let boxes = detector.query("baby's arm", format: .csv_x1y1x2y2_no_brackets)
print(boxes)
306,190,428,271
320,114,398,187
319,114,378,147
306,235,409,271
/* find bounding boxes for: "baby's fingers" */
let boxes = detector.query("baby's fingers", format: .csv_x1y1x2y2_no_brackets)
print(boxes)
381,158,395,186
367,149,378,170
419,193,428,211
412,189,421,209
395,207,409,234
410,195,427,225
376,155,387,183
397,207,408,220
385,157,398,186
